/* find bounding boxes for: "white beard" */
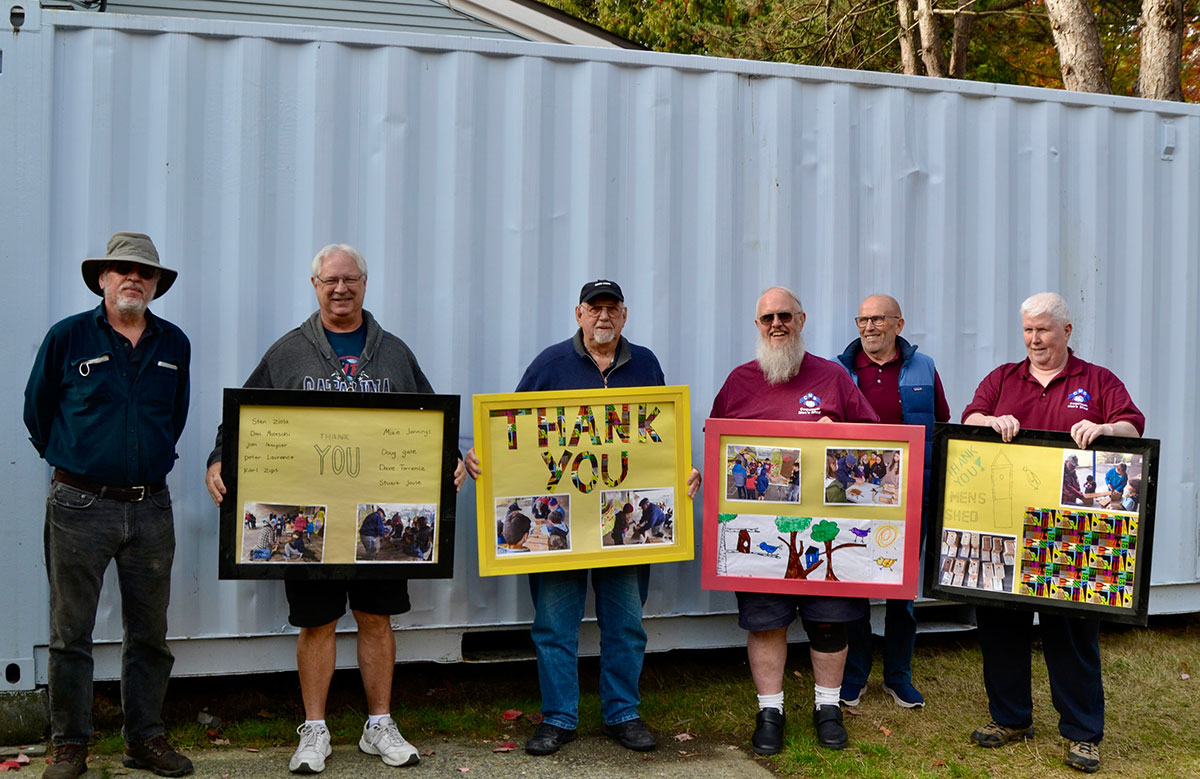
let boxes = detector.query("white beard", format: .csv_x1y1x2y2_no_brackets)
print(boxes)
755,333,806,385
593,327,616,345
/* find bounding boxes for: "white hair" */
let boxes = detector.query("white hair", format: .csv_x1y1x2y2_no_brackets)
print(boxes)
1020,292,1070,327
311,244,368,278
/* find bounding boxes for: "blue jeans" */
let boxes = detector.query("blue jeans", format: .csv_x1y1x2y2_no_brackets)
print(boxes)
843,599,917,687
44,481,176,745
529,566,649,730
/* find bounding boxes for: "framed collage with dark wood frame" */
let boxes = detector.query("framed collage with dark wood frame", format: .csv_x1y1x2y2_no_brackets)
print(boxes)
925,423,1159,625
218,388,460,580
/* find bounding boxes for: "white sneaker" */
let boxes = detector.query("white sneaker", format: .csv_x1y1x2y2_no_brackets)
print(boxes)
289,722,332,774
359,716,419,767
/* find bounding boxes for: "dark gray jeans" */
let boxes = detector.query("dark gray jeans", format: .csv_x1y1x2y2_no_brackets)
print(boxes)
44,480,176,746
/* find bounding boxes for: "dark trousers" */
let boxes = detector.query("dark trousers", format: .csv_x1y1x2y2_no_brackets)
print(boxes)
44,481,177,745
976,606,1104,743
844,599,917,687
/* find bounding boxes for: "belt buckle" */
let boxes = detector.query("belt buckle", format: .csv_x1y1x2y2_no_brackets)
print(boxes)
131,485,146,502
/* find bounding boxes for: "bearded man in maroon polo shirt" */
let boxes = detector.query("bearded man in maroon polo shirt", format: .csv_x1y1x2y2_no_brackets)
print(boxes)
710,286,879,755
962,292,1144,775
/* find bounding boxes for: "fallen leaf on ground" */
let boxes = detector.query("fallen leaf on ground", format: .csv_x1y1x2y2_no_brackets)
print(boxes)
256,709,273,718
0,761,19,772
878,725,893,737
843,706,861,716
932,760,946,767
678,751,699,757
244,748,260,753
420,751,436,757
457,768,470,773
211,738,231,746
493,742,517,753
1181,662,1191,681
13,756,29,766
500,709,522,721
793,670,803,677
673,732,695,742
641,755,654,761
524,712,544,725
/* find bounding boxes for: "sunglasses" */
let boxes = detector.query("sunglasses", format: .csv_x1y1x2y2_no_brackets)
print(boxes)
107,261,158,280
758,311,796,326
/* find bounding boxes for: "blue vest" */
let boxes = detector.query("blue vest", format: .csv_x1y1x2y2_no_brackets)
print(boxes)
837,337,937,499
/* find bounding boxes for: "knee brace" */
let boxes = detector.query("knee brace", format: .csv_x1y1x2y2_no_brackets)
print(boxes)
801,619,847,653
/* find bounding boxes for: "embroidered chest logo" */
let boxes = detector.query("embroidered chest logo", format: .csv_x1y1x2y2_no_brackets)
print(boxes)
797,392,823,416
339,355,361,377
1066,387,1091,411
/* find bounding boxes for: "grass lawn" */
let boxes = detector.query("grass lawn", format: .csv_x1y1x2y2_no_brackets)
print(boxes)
88,613,1199,777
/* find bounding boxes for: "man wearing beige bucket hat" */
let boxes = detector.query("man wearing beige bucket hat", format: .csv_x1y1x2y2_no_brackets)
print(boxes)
24,232,193,778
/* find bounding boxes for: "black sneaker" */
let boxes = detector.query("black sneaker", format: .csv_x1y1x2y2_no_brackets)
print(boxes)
123,735,194,777
751,708,785,755
602,718,656,751
524,723,578,756
1065,740,1100,773
813,704,848,750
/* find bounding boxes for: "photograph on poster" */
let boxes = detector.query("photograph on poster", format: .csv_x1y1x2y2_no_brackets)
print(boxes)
600,488,675,547
240,502,326,563
936,529,1016,591
1018,507,1137,607
1059,449,1144,514
355,503,437,562
824,447,904,506
493,496,572,555
723,444,801,503
714,513,905,584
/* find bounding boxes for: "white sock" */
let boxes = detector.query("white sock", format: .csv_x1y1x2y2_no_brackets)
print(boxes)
367,714,389,728
756,691,784,713
814,684,840,708
304,719,326,730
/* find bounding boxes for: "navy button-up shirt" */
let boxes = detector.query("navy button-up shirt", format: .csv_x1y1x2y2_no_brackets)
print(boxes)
24,303,191,486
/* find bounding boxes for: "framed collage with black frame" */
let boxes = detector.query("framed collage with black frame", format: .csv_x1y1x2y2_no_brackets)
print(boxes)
218,388,460,580
925,423,1159,625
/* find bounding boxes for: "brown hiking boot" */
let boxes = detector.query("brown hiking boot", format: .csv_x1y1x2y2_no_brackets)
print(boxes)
45,743,88,779
971,720,1034,748
1065,740,1101,773
123,735,194,777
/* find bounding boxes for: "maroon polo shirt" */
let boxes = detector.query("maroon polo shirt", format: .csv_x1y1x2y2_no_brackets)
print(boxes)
710,353,879,423
961,350,1144,435
853,348,952,425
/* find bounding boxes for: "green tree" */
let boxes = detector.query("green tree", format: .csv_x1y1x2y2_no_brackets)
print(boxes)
775,516,814,578
809,519,867,581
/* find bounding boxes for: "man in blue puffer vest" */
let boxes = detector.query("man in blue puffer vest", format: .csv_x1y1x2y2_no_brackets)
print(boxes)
835,294,951,710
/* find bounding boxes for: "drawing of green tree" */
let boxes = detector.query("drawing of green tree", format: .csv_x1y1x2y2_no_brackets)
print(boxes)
717,513,736,574
810,519,867,581
776,516,816,579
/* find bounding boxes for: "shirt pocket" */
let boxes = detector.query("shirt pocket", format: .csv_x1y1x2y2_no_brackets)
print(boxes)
65,353,114,407
140,359,181,407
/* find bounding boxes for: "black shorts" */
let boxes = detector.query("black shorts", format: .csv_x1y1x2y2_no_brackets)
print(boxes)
285,579,411,628
735,592,867,631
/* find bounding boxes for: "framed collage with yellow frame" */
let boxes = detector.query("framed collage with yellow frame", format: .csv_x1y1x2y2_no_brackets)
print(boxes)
217,388,460,580
701,418,925,598
925,423,1159,625
472,385,693,576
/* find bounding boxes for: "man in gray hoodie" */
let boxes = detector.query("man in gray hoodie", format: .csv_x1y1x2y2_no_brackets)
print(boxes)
205,244,465,774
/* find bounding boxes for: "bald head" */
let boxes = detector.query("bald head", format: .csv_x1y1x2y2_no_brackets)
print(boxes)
856,294,905,364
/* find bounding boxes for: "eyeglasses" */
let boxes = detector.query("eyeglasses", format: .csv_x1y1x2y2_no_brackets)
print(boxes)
106,261,158,280
855,315,898,328
315,274,365,287
758,311,796,326
581,303,623,318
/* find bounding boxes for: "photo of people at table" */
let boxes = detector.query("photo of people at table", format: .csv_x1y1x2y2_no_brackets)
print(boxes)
241,502,326,563
494,495,572,554
1060,449,1143,514
355,503,437,562
724,444,801,504
824,447,903,506
600,488,675,546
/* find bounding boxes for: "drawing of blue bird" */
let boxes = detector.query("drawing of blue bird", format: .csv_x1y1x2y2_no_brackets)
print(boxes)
759,542,781,555
849,527,870,539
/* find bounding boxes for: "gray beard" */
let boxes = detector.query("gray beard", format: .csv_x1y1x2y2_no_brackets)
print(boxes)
593,328,615,345
756,334,806,385
113,296,148,316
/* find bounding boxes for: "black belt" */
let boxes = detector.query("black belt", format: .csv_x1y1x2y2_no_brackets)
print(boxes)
53,468,166,503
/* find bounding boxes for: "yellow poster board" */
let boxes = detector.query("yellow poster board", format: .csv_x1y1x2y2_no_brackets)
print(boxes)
219,389,460,579
473,386,692,575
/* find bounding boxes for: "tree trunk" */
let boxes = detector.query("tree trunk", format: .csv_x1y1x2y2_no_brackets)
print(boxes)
949,0,974,78
897,0,920,75
1043,0,1112,92
1137,0,1185,100
915,0,948,77
823,540,839,580
782,532,807,579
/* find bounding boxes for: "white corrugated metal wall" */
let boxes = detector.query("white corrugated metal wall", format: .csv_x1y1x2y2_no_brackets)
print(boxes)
2,7,1197,690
